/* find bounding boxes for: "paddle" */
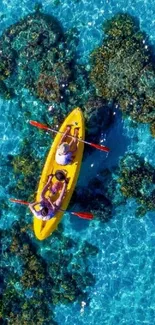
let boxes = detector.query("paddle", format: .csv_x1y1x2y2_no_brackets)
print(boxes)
9,198,93,220
29,120,110,153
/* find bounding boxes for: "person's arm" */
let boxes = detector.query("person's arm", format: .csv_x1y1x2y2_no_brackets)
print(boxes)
29,203,42,219
54,181,68,208
41,175,53,200
29,202,38,216
59,127,70,145
46,197,56,210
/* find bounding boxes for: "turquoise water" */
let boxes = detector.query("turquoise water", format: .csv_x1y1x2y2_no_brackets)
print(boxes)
1,0,155,324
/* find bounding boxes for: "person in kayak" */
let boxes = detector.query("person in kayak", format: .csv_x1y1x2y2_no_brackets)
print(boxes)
29,173,68,221
55,126,79,165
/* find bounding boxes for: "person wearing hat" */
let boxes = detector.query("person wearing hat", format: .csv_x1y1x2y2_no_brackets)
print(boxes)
55,126,79,165
29,172,68,221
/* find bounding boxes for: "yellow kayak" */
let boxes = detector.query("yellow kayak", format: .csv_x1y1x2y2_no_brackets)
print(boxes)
34,107,85,240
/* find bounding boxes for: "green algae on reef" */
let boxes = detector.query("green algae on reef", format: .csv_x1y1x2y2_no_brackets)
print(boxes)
0,220,97,324
118,153,155,217
90,13,155,136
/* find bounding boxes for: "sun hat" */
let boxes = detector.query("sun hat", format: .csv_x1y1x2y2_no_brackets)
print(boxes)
57,142,70,155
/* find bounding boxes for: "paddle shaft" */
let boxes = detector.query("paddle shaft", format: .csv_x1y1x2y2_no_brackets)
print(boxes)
45,126,86,143
10,199,72,210
30,121,110,152
48,128,110,153
10,199,29,205
10,199,93,220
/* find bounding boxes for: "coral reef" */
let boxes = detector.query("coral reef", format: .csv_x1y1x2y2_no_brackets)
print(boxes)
0,6,115,139
83,95,116,147
0,153,13,188
8,140,45,202
90,13,155,135
0,8,72,105
0,80,14,99
36,73,61,102
118,153,155,216
0,219,96,324
150,121,155,137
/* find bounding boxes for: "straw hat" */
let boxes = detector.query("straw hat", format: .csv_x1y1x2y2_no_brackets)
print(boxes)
57,142,70,155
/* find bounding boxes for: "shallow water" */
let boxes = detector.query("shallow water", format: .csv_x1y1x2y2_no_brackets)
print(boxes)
1,0,155,324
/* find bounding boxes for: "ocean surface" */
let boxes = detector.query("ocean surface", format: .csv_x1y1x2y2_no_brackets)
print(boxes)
1,0,155,324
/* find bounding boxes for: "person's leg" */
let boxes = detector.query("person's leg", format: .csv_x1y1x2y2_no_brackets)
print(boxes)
69,128,79,153
54,182,67,207
41,175,53,200
59,126,71,145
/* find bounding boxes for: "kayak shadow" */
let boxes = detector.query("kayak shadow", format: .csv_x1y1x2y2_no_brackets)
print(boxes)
69,107,132,232
79,109,131,187
70,174,114,231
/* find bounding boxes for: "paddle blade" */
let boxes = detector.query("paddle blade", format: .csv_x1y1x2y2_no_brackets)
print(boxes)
29,120,50,132
71,211,93,220
90,142,110,152
10,198,29,205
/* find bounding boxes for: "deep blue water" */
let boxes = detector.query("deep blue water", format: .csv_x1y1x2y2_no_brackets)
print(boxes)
1,0,155,324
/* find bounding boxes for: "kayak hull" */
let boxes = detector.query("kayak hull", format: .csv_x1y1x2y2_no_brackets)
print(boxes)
33,107,85,240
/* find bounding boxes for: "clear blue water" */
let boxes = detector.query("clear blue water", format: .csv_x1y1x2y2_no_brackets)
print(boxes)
1,0,155,324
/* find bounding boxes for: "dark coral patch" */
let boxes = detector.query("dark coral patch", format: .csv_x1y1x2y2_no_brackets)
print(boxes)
90,13,155,136
0,10,72,103
118,154,155,216
1,220,96,323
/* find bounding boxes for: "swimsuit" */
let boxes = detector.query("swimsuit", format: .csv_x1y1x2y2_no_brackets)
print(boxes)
33,202,55,221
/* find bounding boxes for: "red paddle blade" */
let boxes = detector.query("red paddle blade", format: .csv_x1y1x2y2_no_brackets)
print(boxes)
29,120,50,131
10,198,29,205
90,142,110,152
71,211,93,220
